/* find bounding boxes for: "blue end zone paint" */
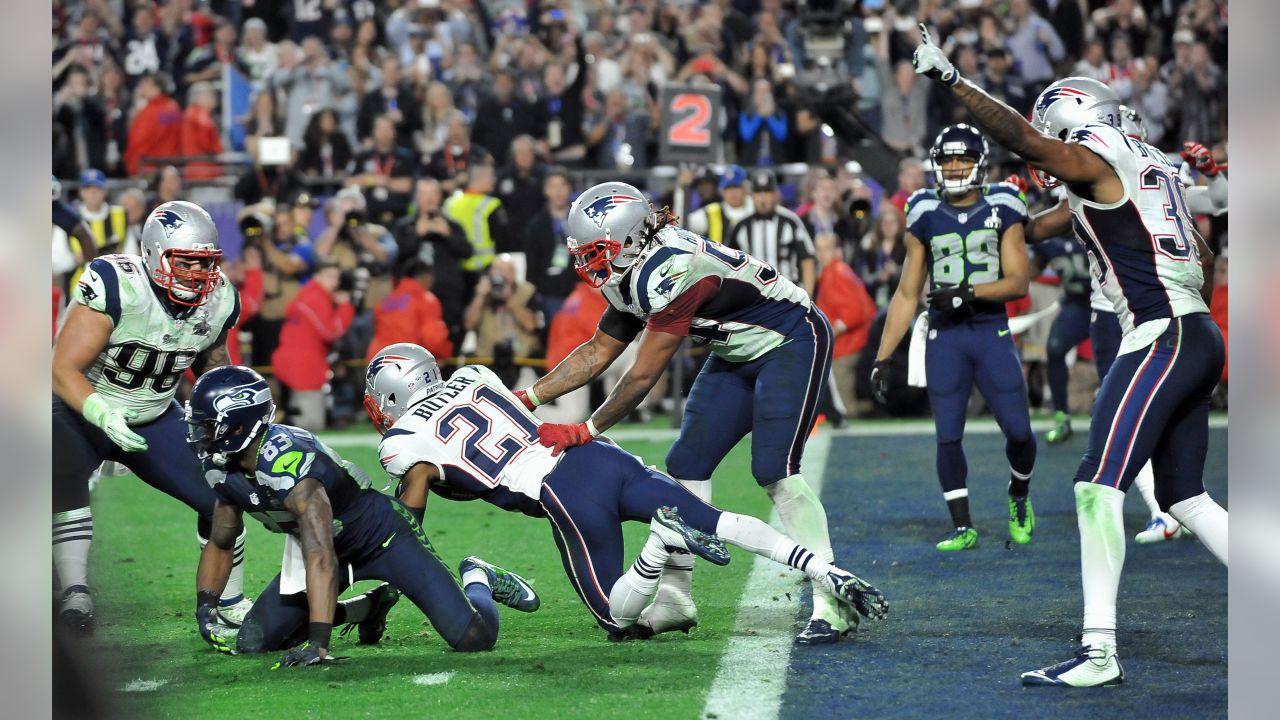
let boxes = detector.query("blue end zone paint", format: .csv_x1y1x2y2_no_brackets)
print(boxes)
779,429,1227,720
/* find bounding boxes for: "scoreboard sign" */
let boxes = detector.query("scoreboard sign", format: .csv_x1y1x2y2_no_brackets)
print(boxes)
658,85,723,165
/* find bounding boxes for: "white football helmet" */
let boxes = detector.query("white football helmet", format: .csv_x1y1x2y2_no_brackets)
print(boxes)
565,181,658,288
1029,77,1121,188
140,200,223,307
364,343,445,434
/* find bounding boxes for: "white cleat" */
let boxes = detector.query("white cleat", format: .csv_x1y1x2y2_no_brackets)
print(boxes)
636,585,699,636
1022,644,1124,687
216,596,254,628
1135,513,1191,544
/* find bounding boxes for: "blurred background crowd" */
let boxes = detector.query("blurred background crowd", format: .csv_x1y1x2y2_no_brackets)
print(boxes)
51,0,1228,428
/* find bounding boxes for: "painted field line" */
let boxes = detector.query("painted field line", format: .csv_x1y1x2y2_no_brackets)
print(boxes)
700,432,832,720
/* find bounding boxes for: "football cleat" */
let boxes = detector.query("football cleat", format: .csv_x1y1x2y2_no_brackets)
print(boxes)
936,526,979,551
652,507,731,566
459,556,540,612
339,583,401,645
607,624,654,642
216,595,254,628
636,585,699,636
818,569,889,621
1021,644,1125,687
1008,496,1035,544
794,619,850,645
1135,513,1191,544
58,585,94,637
1045,412,1073,444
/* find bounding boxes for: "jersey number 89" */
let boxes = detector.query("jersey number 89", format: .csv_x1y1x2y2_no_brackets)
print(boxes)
932,229,1000,285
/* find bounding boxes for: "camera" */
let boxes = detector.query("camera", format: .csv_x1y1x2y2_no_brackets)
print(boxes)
488,273,508,301
239,212,273,244
344,208,365,228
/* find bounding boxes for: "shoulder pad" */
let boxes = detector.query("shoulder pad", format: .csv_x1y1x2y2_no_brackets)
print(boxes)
1066,122,1127,164
905,189,941,230
983,183,1029,217
75,256,146,324
379,425,430,480
255,425,317,491
633,243,695,316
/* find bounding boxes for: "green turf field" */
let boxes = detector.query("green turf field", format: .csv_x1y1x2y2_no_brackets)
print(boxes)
90,432,772,720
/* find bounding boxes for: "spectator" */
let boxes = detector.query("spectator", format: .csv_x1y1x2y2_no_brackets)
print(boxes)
242,89,282,161
814,232,877,417
1035,0,1086,59
315,187,397,313
735,79,792,166
1073,39,1111,84
53,64,108,179
1091,0,1151,57
97,62,130,177
366,258,454,363
803,174,861,268
1165,36,1225,147
272,261,355,429
1105,36,1144,104
442,41,491,119
394,178,472,347
233,150,303,207
120,6,166,89
249,200,316,370
239,17,277,87
586,87,651,170
296,108,354,193
357,55,421,149
471,70,539,168
349,114,417,228
464,253,541,361
179,82,223,181
277,36,350,148
424,111,489,195
147,164,184,211
524,168,577,331
225,244,265,366
980,46,1029,116
182,18,247,96
887,158,925,215
74,169,126,259
1129,58,1169,147
535,41,589,164
686,164,754,245
728,169,816,296
445,161,508,277
116,187,146,256
875,28,930,157
861,204,907,306
497,135,547,238
123,72,181,177
52,11,118,91
416,81,460,163
1004,0,1065,97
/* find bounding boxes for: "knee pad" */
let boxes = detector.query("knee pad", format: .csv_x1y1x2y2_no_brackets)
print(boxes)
235,620,269,655
451,618,497,652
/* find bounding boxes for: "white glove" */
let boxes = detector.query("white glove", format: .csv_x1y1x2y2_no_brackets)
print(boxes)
913,23,960,87
82,393,149,452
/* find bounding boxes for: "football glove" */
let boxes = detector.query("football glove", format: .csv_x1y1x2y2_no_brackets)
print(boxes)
537,422,594,456
1181,141,1223,177
82,393,148,452
870,359,892,406
927,283,977,314
272,642,345,669
513,388,538,411
196,603,236,655
913,24,960,87
1003,173,1029,195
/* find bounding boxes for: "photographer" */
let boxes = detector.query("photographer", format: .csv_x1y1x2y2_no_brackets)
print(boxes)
314,187,398,314
393,178,473,349
463,253,540,363
240,204,315,367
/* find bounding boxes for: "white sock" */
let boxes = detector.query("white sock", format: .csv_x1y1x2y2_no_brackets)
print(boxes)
197,528,249,604
715,511,835,582
766,475,837,621
462,567,490,588
53,508,93,593
1170,493,1228,565
610,531,670,626
1132,462,1160,517
656,479,711,598
1075,483,1126,653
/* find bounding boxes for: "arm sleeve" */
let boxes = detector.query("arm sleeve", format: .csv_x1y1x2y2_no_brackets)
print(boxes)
646,275,721,336
598,305,645,344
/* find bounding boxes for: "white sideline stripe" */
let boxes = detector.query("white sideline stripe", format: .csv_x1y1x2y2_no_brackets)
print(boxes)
318,415,1227,449
120,679,168,693
411,671,455,686
701,433,832,720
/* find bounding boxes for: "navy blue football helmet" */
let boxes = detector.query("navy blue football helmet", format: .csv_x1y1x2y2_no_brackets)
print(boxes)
186,366,276,467
930,124,989,196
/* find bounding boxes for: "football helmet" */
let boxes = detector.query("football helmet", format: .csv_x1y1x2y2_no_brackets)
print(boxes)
364,343,444,434
1029,77,1121,188
141,200,223,307
929,124,989,196
186,366,275,468
565,181,658,288
1118,104,1148,142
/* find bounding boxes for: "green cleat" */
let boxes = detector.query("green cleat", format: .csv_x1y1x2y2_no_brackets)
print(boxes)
1008,495,1035,544
1045,411,1073,444
936,527,979,551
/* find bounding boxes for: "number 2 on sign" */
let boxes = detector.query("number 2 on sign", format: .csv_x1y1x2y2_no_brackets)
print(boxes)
668,94,712,146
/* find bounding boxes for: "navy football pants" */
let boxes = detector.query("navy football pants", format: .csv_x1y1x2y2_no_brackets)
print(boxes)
1090,309,1123,381
540,442,723,632
1074,314,1224,509
667,307,833,485
1047,298,1093,413
237,499,499,653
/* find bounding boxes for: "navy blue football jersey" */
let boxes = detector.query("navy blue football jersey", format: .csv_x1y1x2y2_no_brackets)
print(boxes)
1032,236,1092,301
905,182,1029,318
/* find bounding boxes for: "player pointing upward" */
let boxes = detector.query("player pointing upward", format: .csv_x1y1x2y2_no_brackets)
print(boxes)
914,26,1227,687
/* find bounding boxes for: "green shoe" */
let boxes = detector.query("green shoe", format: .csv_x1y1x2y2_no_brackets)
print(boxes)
1045,411,1073,444
936,527,979,551
1009,495,1035,544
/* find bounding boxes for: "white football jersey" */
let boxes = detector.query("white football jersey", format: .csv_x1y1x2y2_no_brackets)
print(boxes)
71,255,240,423
378,365,556,516
1064,122,1208,353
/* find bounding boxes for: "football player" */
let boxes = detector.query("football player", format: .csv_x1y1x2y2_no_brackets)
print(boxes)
915,28,1228,687
870,124,1037,552
187,366,537,666
507,182,853,644
365,344,888,641
1009,107,1227,544
51,201,252,635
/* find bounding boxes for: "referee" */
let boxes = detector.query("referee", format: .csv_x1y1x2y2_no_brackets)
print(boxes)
727,169,817,296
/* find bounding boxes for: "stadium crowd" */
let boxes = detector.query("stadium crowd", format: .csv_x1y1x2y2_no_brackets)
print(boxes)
52,0,1229,427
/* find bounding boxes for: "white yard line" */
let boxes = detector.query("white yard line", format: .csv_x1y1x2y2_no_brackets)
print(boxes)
700,432,832,720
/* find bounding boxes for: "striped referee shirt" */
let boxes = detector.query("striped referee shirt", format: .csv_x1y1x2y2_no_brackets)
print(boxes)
727,206,816,285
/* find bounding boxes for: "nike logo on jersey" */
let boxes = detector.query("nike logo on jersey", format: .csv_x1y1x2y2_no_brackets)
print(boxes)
998,329,1011,337
382,533,396,548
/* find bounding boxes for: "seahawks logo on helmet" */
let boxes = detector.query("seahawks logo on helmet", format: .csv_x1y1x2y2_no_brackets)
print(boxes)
582,194,644,230
1035,85,1093,113
212,384,272,419
366,354,412,382
152,209,186,239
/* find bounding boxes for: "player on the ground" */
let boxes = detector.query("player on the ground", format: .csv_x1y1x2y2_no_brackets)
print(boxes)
365,344,888,640
187,365,537,666
51,201,252,635
1010,106,1227,543
869,124,1037,552
506,182,852,644
915,28,1228,687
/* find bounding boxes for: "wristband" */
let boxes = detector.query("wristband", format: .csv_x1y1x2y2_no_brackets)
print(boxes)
308,621,334,650
585,419,599,437
526,387,541,408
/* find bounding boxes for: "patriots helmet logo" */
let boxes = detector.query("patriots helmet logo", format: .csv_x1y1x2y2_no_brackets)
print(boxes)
151,209,186,239
1035,85,1093,114
582,194,644,230
212,383,272,420
366,354,412,382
